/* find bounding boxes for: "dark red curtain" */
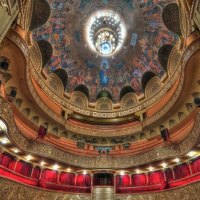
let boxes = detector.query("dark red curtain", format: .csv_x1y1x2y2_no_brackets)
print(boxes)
116,175,130,187
59,172,75,185
0,153,15,170
32,166,41,179
38,126,47,138
93,173,114,186
174,163,191,179
132,174,147,186
15,161,32,177
191,158,200,174
149,171,164,185
165,168,174,182
42,169,58,183
76,174,91,187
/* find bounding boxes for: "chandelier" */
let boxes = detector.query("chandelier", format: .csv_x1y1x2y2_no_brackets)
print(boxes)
86,10,126,56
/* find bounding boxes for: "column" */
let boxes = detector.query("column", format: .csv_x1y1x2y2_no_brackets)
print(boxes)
39,168,44,180
129,174,132,187
146,173,149,185
74,173,77,186
91,173,93,187
13,159,18,171
30,165,35,177
188,162,193,175
57,171,61,184
171,167,175,180
114,174,116,188
163,169,167,182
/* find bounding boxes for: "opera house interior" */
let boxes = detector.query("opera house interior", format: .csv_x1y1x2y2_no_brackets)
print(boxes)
1,0,200,199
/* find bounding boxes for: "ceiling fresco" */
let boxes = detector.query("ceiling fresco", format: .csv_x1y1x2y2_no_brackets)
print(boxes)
33,0,178,102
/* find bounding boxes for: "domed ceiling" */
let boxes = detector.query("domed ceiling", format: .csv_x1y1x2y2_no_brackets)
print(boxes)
33,0,178,102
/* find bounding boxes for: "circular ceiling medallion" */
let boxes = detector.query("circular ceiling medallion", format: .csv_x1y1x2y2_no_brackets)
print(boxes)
85,10,127,56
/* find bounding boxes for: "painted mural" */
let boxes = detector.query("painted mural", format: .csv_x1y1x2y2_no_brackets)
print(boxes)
33,0,178,102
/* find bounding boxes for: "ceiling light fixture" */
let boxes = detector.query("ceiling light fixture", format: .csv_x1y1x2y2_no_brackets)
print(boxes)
161,162,167,168
26,155,33,161
86,10,126,56
66,168,72,172
40,161,46,166
135,169,141,174
0,137,9,144
187,151,197,157
12,148,19,153
53,164,59,170
120,171,125,176
148,166,154,172
174,158,180,163
0,120,7,132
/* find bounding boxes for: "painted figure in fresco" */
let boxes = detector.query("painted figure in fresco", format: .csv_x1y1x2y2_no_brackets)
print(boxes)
32,0,177,102
99,59,110,87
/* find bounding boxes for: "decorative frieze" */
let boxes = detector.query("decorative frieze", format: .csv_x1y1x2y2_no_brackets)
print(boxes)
1,96,200,169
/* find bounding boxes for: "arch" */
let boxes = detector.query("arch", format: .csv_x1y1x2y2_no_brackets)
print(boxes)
15,98,23,108
37,40,53,67
31,116,39,124
158,45,173,71
141,71,156,90
60,131,68,138
120,86,135,100
97,90,112,100
194,97,200,106
160,125,166,131
0,57,10,71
150,130,157,137
74,84,89,99
52,127,58,135
130,135,137,142
169,119,176,128
40,122,48,129
53,69,68,89
162,3,182,36
29,0,51,31
6,87,17,101
178,112,186,121
71,91,88,108
22,108,31,117
185,103,194,112
140,133,148,140
47,73,64,96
